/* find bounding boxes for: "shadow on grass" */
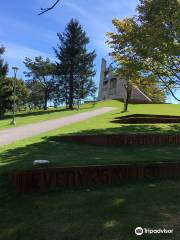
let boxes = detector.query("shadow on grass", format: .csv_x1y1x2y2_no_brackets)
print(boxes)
3,108,72,120
1,174,180,240
2,134,180,176
60,124,180,136
1,131,180,239
1,145,180,240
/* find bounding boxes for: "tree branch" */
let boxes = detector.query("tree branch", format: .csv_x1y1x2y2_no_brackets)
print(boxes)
157,74,180,102
38,0,61,15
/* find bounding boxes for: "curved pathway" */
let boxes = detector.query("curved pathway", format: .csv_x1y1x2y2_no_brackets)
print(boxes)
0,107,115,147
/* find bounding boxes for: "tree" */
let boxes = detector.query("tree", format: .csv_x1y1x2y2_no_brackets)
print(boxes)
3,77,29,112
24,56,56,110
54,19,96,109
138,75,167,103
107,19,150,111
0,46,13,118
15,78,29,111
115,63,143,112
135,0,180,101
107,0,180,104
25,80,45,110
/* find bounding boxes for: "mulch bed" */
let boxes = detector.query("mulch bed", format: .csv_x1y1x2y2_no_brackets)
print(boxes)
111,114,180,124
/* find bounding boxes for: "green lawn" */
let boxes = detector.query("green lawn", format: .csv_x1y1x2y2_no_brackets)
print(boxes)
60,100,180,135
1,177,180,240
1,100,180,134
1,100,180,239
1,100,180,171
2,138,180,174
0,102,98,130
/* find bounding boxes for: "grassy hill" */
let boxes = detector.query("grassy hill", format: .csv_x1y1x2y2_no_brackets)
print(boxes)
1,100,180,240
56,100,180,136
1,100,180,133
0,102,98,131
1,100,180,171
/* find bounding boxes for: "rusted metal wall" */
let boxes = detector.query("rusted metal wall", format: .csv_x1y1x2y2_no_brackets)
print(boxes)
9,162,180,193
55,134,180,146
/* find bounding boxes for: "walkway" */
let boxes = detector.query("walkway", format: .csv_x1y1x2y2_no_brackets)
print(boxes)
0,107,115,146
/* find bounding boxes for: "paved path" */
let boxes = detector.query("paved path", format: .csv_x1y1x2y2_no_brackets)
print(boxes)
0,107,115,147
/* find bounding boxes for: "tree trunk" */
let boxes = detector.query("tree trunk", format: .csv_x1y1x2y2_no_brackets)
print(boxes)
69,64,74,109
0,112,4,119
123,85,132,112
77,99,81,110
69,79,74,109
44,89,48,110
65,101,68,109
65,83,68,109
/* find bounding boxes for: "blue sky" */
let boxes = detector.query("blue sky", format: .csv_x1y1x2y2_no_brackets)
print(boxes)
0,0,176,102
0,0,139,82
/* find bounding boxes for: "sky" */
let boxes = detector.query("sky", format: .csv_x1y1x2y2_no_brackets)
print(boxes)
0,0,175,102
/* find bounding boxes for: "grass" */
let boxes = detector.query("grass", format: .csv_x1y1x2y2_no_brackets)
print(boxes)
2,138,180,174
1,100,180,239
1,177,180,240
1,100,180,134
0,102,98,130
1,100,180,171
59,101,180,135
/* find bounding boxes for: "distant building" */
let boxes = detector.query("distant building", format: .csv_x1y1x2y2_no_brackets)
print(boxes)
98,58,152,103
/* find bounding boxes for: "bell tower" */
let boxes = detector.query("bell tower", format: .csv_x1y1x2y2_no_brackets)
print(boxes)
98,58,107,100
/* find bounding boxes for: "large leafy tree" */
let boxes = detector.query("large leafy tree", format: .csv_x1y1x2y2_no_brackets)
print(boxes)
115,62,142,112
107,0,180,104
25,80,45,110
54,19,96,109
107,19,154,111
0,46,13,118
138,75,167,103
3,77,29,112
24,56,56,110
135,0,180,101
15,78,29,111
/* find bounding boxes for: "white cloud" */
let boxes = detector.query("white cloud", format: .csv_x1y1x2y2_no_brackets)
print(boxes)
63,1,111,32
4,41,53,62
2,41,54,78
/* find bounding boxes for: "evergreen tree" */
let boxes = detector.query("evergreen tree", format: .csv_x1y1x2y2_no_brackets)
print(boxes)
0,46,13,118
54,19,96,109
